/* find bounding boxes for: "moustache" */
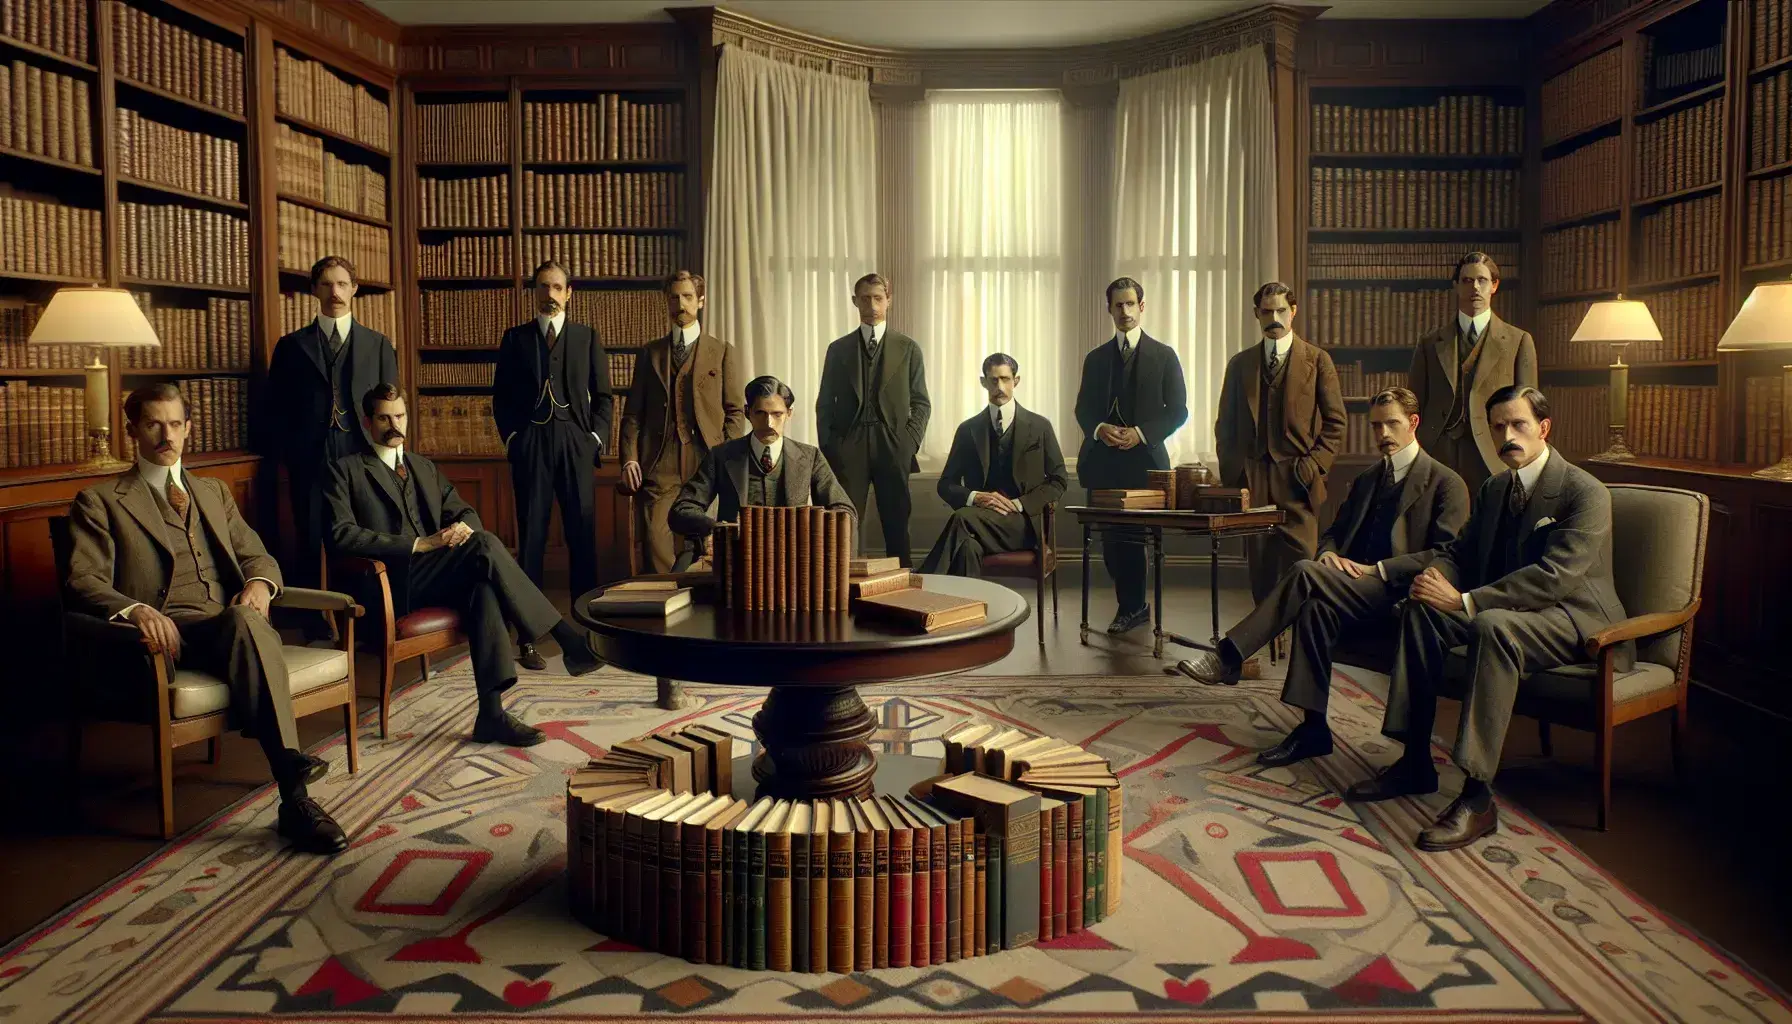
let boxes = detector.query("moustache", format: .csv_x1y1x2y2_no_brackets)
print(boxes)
382,429,406,442
156,441,175,451
1500,442,1522,453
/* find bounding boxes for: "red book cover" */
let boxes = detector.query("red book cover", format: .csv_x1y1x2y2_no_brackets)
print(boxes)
881,796,913,969
1051,802,1069,939
891,798,930,967
1039,804,1055,941
1064,797,1085,931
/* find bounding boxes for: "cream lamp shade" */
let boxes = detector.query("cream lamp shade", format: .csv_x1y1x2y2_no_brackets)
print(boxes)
27,286,162,348
1715,279,1792,352
1570,297,1662,345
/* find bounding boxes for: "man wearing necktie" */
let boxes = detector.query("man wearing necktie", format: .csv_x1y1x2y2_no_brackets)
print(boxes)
1350,386,1627,852
493,260,614,669
815,273,932,568
1410,253,1538,499
1178,387,1469,770
261,256,397,632
618,269,747,573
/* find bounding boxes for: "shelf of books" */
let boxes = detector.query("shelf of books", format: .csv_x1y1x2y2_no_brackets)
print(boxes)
1739,0,1792,468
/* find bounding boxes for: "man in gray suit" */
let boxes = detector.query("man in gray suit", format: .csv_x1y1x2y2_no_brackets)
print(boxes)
1177,387,1470,769
1350,385,1628,853
815,273,930,567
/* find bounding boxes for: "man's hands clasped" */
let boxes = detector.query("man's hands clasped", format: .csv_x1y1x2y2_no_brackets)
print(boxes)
1409,565,1464,612
1317,550,1374,579
972,491,1021,516
1096,423,1141,450
413,520,475,554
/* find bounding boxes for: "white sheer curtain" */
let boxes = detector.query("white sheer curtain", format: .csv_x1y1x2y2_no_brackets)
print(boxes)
1112,47,1279,466
705,46,877,445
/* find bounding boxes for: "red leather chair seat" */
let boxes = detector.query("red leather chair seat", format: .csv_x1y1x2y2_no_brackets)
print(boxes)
981,550,1040,573
396,607,461,638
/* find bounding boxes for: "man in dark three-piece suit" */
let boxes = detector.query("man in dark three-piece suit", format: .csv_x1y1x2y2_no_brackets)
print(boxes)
325,385,602,749
493,259,613,668
1178,386,1470,770
815,273,931,568
1350,386,1627,853
1216,281,1348,604
922,353,1067,577
1073,277,1188,634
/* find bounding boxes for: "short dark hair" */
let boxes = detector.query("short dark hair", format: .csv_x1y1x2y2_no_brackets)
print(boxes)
124,382,189,423
310,255,356,288
361,381,404,419
1253,281,1297,308
853,273,891,299
1105,277,1143,305
1370,386,1420,418
744,375,796,410
532,260,572,287
981,353,1019,377
1485,384,1549,421
662,268,705,299
1454,251,1501,283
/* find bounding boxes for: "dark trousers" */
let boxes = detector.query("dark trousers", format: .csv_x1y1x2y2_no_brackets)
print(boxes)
172,605,303,791
408,530,563,697
1384,599,1582,781
1225,560,1396,715
920,504,1035,576
1243,454,1322,603
1438,430,1492,507
510,422,599,600
830,423,914,567
1102,530,1148,613
286,436,361,590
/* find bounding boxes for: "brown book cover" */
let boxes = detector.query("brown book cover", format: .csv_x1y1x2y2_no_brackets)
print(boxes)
797,504,811,610
827,798,855,972
694,798,748,964
932,773,1042,950
974,831,988,955
836,511,852,609
822,510,838,612
879,795,913,968
1049,799,1069,938
621,791,684,943
808,799,830,972
851,568,915,598
785,503,798,610
662,793,722,955
887,796,929,967
858,796,892,969
855,588,987,633
640,792,702,951
847,799,874,970
682,724,734,797
904,796,950,965
1038,799,1060,941
765,800,795,972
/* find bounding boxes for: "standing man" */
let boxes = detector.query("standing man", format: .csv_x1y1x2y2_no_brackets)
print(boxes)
493,259,613,669
1216,282,1348,603
618,269,746,573
1073,277,1188,634
262,255,397,632
1353,386,1626,851
921,353,1067,577
816,273,931,568
1410,252,1538,496
1177,387,1469,768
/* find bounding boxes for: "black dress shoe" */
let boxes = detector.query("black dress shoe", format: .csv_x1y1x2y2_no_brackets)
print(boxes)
1417,796,1499,852
276,797,348,855
1107,605,1152,635
562,634,603,677
472,710,546,747
1344,759,1439,802
1176,650,1241,686
1257,723,1333,767
517,642,548,671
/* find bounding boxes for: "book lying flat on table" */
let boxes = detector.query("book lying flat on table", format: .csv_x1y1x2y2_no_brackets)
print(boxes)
588,586,693,615
849,568,915,598
850,556,902,576
854,588,987,632
1089,488,1167,509
606,579,682,592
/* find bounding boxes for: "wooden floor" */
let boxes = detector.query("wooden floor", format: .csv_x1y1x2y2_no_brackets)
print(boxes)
3,566,1789,993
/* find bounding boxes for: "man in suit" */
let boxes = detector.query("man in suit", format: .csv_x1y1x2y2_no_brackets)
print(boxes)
1177,387,1470,769
670,376,856,542
1073,277,1188,634
815,273,931,568
493,259,614,669
1409,252,1538,496
618,269,747,573
325,384,602,748
1216,281,1348,603
262,255,398,632
1350,386,1628,852
921,353,1067,576
68,383,346,854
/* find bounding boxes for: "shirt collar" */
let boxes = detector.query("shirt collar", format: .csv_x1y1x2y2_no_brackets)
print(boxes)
136,456,184,494
750,434,784,468
1115,326,1141,348
678,321,701,345
861,322,885,345
1514,444,1550,496
537,311,566,337
1261,333,1293,359
372,441,404,471
315,312,352,342
988,400,1017,433
1459,309,1493,338
1386,438,1420,480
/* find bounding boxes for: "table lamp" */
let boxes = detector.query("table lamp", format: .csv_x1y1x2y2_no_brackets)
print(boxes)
28,285,161,468
1571,295,1661,462
1716,277,1792,481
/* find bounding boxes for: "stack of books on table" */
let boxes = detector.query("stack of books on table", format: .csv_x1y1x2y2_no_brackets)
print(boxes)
1090,488,1167,509
848,556,914,598
586,578,693,616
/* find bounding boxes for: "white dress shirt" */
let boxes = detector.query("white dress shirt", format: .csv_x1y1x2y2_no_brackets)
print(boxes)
536,311,566,339
1377,445,1550,613
966,401,1018,508
678,321,701,346
1458,309,1492,342
1385,437,1420,485
1261,333,1293,364
373,441,404,472
750,434,784,471
315,312,352,345
1104,330,1147,444
114,457,279,621
861,321,886,347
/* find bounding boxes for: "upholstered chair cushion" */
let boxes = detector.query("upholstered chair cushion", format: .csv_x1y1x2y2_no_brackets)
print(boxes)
396,607,461,639
980,551,1040,574
1443,647,1677,706
169,646,349,720
1606,485,1707,670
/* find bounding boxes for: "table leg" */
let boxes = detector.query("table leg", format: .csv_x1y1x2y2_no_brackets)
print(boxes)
1079,523,1091,645
750,684,877,801
1210,532,1223,648
1152,527,1164,658
656,677,694,711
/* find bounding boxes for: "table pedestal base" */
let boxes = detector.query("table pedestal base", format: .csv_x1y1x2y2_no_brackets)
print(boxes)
750,684,877,800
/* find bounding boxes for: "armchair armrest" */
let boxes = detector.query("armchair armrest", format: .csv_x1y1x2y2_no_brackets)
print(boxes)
1583,598,1700,658
64,609,156,652
330,555,389,578
273,587,364,616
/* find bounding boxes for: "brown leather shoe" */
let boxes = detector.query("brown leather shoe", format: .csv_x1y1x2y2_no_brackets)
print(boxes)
1344,759,1439,802
1416,797,1499,852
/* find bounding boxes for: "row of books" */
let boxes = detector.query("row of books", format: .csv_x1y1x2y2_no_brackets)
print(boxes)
1308,168,1519,231
116,107,239,203
1342,409,1380,456
1633,97,1723,201
1542,46,1623,146
277,200,390,284
417,235,512,278
1745,173,1791,267
419,288,516,347
1744,374,1786,466
1541,385,1611,459
521,234,685,279
1633,194,1720,283
110,4,242,116
1753,0,1792,68
276,289,397,343
118,200,247,288
1749,70,1791,172
414,394,503,455
1536,282,1723,367
417,361,495,388
1306,242,1521,282
575,289,667,348
2,60,92,167
1541,136,1618,226
414,100,508,164
1540,220,1618,296
1624,384,1719,462
117,376,248,460
0,191,100,279
0,380,84,468
1308,96,1522,155
607,350,634,390
1089,488,1164,509
1334,363,1409,399
713,506,855,612
1641,39,1723,94
522,97,684,163
275,48,388,153
118,293,251,371
521,170,687,228
275,123,386,220
0,0,88,62
417,172,508,229
1305,286,1513,351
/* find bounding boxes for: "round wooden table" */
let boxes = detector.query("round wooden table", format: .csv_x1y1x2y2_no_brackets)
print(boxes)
573,574,1027,801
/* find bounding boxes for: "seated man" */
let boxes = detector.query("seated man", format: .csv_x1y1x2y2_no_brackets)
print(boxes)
66,383,345,854
920,353,1067,576
324,384,602,748
669,375,856,542
1353,385,1629,852
1176,387,1469,769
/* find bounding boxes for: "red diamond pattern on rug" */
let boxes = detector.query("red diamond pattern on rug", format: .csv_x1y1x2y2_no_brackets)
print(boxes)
355,849,493,916
1235,849,1368,918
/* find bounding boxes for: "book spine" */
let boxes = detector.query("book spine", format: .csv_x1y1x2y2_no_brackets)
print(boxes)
888,819,913,969
683,821,708,963
748,825,768,971
929,822,947,964
641,818,663,951
1039,807,1054,942
975,832,988,956
960,817,975,958
660,819,683,956
792,824,810,972
623,817,645,944
767,829,792,972
1081,792,1097,928
873,824,891,969
809,827,830,972
706,827,726,966
944,816,963,961
853,822,873,971
1090,786,1107,925
985,829,1002,952
1106,783,1124,918
1051,803,1069,939
828,832,855,971
566,789,586,922
730,826,747,967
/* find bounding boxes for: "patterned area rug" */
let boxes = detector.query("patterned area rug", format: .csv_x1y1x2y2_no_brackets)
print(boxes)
3,660,1788,1023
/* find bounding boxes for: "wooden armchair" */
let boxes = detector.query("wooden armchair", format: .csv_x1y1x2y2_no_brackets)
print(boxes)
324,553,465,739
978,501,1060,646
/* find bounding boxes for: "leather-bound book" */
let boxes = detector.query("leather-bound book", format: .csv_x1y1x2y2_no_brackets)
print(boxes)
959,811,975,958
847,799,874,970
943,723,994,774
973,832,988,955
858,797,892,969
789,801,812,971
568,782,651,924
784,504,798,610
681,725,734,797
878,795,913,969
836,512,852,609
931,773,1042,950
701,799,750,965
762,800,794,972
854,589,987,633
1104,780,1124,918
663,793,722,955
727,798,774,967
827,798,856,972
655,731,709,796
806,507,824,610
1049,800,1069,938
808,799,831,972
887,797,929,966
633,792,699,948
850,568,914,599
849,556,900,576
680,795,735,962
822,511,838,613
797,505,811,610
1037,799,1060,941
904,796,950,965
605,790,671,935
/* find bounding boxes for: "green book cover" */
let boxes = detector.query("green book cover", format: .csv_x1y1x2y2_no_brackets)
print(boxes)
791,802,812,973
1092,786,1108,924
1082,789,1099,924
748,808,770,970
730,799,774,968
721,821,736,966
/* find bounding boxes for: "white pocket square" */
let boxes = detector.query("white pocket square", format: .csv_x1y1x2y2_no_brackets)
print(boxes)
1534,516,1556,528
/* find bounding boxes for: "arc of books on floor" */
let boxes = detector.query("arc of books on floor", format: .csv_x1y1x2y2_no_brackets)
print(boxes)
564,722,1122,971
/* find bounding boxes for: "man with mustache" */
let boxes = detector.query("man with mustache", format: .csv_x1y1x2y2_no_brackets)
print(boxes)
618,269,746,573
1177,387,1469,769
493,259,614,669
1216,282,1348,604
325,384,603,746
1353,386,1627,851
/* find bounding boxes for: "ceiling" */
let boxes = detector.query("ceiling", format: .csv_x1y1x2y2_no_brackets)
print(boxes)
365,0,1552,48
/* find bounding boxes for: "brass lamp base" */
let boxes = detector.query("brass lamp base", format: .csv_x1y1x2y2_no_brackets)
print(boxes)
83,426,131,472
1753,456,1792,482
1585,425,1636,463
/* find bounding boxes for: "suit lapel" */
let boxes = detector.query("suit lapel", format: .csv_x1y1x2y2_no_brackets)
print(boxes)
1243,344,1263,428
725,440,749,509
844,331,864,403
972,412,992,481
301,322,329,381
652,332,673,388
1519,447,1567,543
778,443,809,505
412,455,444,530
188,474,244,581
362,452,407,519
114,472,173,558
1475,473,1509,581
1436,322,1459,393
1398,450,1433,517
